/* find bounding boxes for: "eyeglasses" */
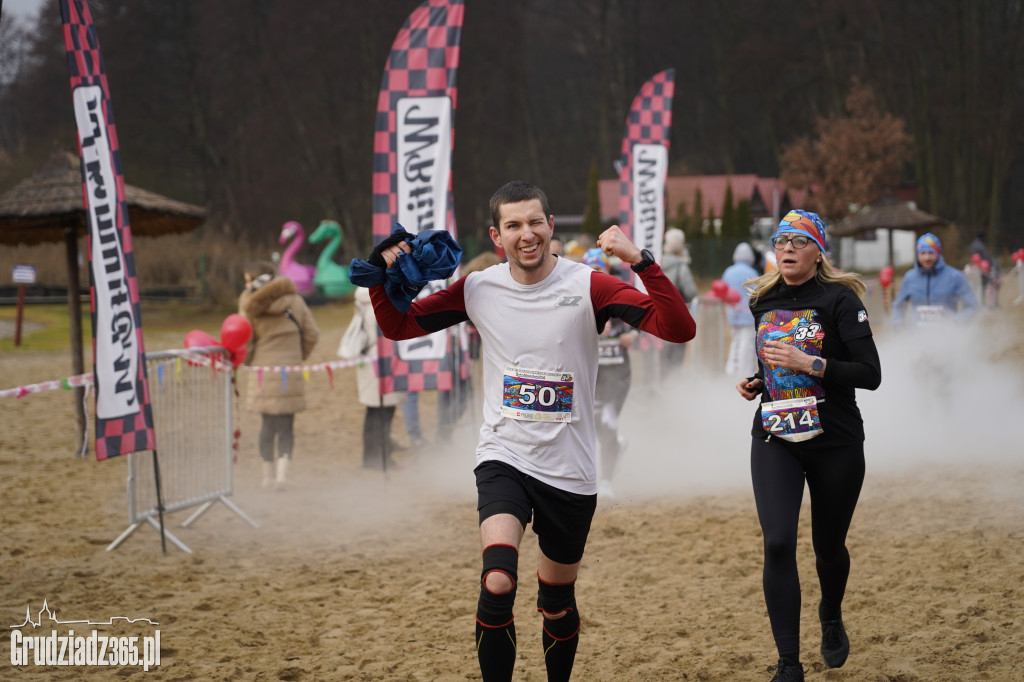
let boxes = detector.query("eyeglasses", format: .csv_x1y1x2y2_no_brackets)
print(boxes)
771,235,811,249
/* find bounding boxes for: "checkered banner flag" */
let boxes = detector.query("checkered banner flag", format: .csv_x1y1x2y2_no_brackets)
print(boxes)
372,0,466,394
60,0,156,460
617,69,676,294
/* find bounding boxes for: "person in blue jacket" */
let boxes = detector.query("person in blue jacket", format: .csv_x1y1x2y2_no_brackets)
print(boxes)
892,233,978,325
722,242,761,376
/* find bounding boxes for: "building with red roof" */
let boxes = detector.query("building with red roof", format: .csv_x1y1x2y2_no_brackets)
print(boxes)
598,174,808,226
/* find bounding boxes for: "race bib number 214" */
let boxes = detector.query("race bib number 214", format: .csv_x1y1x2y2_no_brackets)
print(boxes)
761,396,823,442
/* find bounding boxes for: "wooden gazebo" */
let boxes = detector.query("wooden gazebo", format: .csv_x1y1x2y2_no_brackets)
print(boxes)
832,195,948,267
0,150,207,454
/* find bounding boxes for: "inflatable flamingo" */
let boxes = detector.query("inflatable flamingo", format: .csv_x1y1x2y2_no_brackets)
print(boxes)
278,221,316,295
309,220,356,297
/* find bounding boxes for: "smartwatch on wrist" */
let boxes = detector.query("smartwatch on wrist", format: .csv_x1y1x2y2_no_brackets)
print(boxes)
811,357,824,374
631,249,656,274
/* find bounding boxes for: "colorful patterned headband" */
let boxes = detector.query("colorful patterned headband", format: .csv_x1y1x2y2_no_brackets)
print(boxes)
582,248,609,271
774,210,827,253
916,233,941,255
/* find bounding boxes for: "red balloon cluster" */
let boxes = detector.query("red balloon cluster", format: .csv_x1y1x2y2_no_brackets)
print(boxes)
183,329,218,349
707,279,742,305
220,314,252,352
183,314,252,366
879,265,894,289
968,252,993,272
1013,248,1024,263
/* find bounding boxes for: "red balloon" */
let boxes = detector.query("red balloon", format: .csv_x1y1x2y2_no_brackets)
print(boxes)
879,265,894,289
971,253,983,265
220,313,253,352
184,329,220,349
724,287,742,305
980,259,990,273
230,347,247,367
711,279,729,298
1014,248,1024,263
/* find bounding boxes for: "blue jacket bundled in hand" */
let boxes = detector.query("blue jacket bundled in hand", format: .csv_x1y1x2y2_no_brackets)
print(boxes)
349,224,463,312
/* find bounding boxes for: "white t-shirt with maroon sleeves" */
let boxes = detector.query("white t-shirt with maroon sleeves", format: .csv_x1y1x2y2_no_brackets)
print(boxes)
369,255,695,495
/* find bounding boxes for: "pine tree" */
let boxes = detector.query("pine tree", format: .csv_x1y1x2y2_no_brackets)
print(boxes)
721,184,737,237
674,201,688,232
736,200,753,241
691,190,705,239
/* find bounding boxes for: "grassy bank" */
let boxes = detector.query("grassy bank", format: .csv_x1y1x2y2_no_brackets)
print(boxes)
0,298,355,357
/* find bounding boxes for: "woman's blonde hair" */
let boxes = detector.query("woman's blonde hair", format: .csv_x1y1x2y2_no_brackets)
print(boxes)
747,253,866,305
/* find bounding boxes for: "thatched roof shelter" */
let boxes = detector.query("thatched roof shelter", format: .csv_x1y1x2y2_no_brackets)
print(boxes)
0,150,206,246
832,195,948,267
831,195,947,238
0,149,206,456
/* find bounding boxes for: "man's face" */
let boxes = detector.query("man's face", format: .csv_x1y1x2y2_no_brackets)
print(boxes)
917,249,938,269
490,199,552,274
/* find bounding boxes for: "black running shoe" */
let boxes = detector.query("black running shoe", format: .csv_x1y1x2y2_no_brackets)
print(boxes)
770,658,804,682
819,601,850,668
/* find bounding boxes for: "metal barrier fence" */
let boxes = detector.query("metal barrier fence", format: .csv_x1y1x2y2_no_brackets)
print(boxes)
107,347,257,553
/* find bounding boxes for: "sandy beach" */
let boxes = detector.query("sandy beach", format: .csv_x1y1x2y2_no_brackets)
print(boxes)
2,303,1023,681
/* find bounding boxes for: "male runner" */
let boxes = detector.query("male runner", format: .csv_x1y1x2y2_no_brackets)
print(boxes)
365,180,695,681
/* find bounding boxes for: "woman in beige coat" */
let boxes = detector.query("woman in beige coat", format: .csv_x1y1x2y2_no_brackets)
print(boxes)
240,262,320,489
341,287,404,469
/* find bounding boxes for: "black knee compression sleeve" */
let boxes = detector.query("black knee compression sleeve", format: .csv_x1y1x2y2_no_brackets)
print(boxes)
537,576,580,682
476,544,518,682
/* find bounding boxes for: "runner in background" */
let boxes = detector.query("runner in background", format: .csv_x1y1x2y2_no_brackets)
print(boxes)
660,228,699,371
722,242,760,377
582,248,637,500
968,230,1000,308
892,233,978,326
550,235,564,257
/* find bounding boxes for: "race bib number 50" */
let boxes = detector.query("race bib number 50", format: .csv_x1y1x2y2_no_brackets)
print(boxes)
761,396,823,442
501,365,574,422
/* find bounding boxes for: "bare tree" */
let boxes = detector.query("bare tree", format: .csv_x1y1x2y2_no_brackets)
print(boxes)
781,80,912,220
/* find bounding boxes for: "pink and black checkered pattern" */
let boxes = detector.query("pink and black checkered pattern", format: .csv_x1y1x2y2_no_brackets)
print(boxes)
372,0,465,394
61,0,155,460
372,0,464,240
617,69,676,242
373,334,459,395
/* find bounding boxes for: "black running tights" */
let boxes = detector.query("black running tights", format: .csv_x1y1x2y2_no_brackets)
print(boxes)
750,437,865,659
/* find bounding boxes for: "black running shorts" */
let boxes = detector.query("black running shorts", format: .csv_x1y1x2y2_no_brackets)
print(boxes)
474,460,597,565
